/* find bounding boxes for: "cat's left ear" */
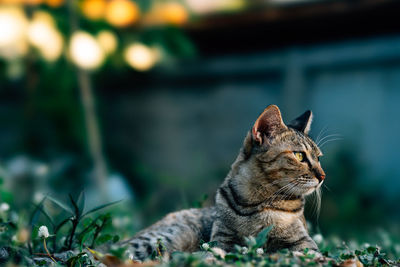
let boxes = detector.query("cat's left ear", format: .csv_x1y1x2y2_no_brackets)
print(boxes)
287,110,313,135
252,105,287,145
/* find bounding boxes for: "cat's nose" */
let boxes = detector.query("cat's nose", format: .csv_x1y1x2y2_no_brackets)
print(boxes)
314,168,325,183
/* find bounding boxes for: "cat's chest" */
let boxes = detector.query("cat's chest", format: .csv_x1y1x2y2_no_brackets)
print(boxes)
233,210,301,237
262,210,300,226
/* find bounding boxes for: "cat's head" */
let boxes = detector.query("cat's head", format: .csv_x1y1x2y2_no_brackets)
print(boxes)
243,105,325,196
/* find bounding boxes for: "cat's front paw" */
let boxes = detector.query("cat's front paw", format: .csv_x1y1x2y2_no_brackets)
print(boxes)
203,247,227,264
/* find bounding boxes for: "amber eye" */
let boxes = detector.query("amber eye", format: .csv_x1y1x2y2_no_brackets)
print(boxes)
294,152,306,162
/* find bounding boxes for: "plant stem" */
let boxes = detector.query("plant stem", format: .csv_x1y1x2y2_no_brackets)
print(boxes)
43,238,56,263
68,218,79,250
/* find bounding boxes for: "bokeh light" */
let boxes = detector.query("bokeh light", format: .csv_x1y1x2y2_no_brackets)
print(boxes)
161,2,188,25
105,0,140,27
0,7,28,60
185,0,245,14
124,43,159,71
81,0,107,20
97,30,118,55
25,0,44,5
45,0,64,8
69,31,104,70
27,11,63,62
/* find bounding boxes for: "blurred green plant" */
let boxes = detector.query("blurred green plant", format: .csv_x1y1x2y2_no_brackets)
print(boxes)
31,192,122,251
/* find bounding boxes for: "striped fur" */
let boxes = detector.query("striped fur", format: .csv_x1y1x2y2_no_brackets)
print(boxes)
124,105,325,261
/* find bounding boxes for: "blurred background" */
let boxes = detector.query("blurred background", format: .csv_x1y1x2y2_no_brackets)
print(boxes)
0,0,399,248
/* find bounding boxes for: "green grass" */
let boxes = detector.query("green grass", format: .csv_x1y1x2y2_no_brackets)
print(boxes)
0,191,399,266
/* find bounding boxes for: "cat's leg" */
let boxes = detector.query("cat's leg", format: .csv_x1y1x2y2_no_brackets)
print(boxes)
266,219,320,256
209,219,241,252
123,208,214,261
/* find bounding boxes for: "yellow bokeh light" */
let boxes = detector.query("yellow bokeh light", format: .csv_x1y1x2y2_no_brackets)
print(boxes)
161,2,188,25
69,31,105,70
40,31,63,61
81,0,107,20
1,0,24,4
185,0,245,14
24,0,45,5
124,43,159,71
0,7,27,47
105,0,140,27
97,30,118,55
27,11,63,62
0,7,28,60
46,0,64,8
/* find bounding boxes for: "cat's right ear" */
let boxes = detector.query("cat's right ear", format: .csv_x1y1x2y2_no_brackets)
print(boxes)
252,105,287,145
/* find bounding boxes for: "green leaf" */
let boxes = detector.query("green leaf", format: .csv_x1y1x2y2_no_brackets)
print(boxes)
96,234,113,246
66,252,88,266
81,199,122,218
47,195,74,215
255,225,273,248
82,217,94,228
80,228,95,251
245,236,256,248
77,191,86,215
29,197,48,226
112,235,120,243
340,253,354,260
77,219,98,241
224,254,239,262
31,202,55,228
109,246,128,259
208,241,218,248
55,217,71,233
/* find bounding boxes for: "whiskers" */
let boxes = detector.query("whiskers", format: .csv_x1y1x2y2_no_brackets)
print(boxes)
315,126,343,148
308,186,322,220
264,179,300,207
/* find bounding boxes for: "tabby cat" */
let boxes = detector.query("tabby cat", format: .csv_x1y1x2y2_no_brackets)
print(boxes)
123,105,326,261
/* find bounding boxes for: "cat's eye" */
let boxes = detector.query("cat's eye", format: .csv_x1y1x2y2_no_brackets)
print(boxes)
294,152,306,162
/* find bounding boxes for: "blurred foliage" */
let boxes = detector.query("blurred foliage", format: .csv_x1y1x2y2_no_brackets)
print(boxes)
0,187,399,266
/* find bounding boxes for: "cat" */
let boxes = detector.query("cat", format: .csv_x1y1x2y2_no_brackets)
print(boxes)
122,105,325,261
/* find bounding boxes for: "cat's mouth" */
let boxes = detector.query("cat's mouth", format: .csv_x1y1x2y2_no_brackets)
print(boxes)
293,177,321,196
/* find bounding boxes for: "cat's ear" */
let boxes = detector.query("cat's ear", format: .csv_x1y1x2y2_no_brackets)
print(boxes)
252,105,287,145
287,110,313,135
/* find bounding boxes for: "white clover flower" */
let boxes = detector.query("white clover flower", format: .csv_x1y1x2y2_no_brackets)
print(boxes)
0,203,10,212
38,225,50,239
201,243,210,250
241,246,248,254
256,248,264,255
312,234,323,244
